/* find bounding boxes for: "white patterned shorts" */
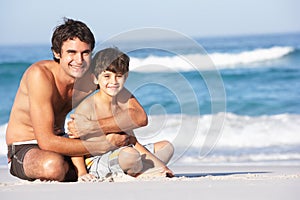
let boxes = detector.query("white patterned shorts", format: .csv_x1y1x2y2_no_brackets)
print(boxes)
85,143,154,179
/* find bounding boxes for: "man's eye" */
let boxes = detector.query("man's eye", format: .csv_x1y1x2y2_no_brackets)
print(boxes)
67,50,76,54
82,51,91,56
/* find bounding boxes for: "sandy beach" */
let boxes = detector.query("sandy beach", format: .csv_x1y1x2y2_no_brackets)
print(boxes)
1,164,299,200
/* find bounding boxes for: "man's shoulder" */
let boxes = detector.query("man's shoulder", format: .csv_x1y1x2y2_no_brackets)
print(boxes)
30,60,56,70
23,60,57,88
75,94,95,112
26,60,56,77
117,88,134,103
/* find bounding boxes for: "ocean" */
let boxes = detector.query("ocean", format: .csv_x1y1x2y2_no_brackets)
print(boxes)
1,32,300,166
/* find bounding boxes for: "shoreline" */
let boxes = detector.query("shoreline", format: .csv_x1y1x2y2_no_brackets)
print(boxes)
1,165,300,200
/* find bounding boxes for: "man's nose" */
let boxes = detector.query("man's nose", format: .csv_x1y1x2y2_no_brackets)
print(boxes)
75,53,83,64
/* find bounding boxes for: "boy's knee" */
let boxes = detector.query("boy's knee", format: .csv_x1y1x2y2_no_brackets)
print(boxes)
119,147,141,161
156,141,174,154
165,141,174,155
118,147,142,175
154,140,174,164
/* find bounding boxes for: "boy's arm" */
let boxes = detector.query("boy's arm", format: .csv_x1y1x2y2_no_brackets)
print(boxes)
71,155,97,182
71,156,88,177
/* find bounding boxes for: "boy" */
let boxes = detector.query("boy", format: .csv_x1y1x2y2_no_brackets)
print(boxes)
70,47,174,181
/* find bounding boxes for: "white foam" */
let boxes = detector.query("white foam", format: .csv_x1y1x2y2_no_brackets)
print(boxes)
135,113,300,164
134,113,300,148
130,46,294,71
1,113,300,165
210,46,294,67
0,124,7,156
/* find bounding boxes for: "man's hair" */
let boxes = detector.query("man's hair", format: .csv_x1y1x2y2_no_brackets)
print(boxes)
51,18,95,62
91,47,130,77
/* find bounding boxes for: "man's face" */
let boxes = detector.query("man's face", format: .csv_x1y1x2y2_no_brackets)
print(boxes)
58,37,92,78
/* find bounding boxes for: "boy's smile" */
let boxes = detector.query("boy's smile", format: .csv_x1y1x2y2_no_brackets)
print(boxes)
97,70,127,98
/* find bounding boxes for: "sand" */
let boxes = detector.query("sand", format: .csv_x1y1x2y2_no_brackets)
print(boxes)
1,165,300,200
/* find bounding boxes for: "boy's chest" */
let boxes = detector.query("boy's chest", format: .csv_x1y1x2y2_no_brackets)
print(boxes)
94,101,126,119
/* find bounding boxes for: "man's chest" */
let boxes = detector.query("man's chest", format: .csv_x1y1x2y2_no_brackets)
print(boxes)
52,90,73,115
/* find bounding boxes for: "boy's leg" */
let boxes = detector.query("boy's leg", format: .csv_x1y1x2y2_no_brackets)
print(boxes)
133,141,174,178
87,147,142,179
118,147,143,176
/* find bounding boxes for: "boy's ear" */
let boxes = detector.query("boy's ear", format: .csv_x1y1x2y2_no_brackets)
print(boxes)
92,74,98,85
124,72,129,80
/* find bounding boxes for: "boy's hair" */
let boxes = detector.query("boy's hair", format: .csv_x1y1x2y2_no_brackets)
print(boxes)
91,47,130,77
51,18,95,63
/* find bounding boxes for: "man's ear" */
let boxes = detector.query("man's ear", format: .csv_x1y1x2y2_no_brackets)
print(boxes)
52,50,61,60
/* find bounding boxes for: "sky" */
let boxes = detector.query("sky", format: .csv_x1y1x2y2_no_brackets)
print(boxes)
0,0,299,45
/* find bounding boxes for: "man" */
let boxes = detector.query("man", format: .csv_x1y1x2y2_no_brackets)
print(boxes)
6,18,147,182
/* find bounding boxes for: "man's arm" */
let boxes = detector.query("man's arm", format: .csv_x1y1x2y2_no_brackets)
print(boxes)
68,88,148,136
26,65,116,156
100,90,148,133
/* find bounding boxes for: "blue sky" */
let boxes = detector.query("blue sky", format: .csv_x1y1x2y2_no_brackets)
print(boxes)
0,0,299,45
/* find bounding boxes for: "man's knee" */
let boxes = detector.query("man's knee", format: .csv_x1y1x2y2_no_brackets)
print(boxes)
41,154,68,181
24,149,68,181
118,147,142,175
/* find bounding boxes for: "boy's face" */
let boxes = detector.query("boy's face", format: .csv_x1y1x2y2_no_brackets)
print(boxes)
96,70,127,97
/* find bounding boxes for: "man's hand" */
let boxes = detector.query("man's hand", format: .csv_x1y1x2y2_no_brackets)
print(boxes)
67,113,103,138
81,132,130,155
106,133,130,148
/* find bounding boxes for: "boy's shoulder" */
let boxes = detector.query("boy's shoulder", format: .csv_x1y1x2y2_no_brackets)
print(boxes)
75,93,96,113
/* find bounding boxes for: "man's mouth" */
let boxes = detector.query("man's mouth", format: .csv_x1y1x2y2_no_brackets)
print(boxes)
70,64,84,71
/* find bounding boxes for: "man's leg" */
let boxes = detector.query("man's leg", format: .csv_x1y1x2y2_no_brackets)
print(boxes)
23,149,70,181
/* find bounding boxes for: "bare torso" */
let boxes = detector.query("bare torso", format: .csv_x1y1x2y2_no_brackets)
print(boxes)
75,89,131,134
6,60,94,145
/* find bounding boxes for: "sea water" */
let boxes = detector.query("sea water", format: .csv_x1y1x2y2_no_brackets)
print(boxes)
0,32,300,166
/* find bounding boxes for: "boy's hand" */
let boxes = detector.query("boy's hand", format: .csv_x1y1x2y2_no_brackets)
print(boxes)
78,174,98,182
